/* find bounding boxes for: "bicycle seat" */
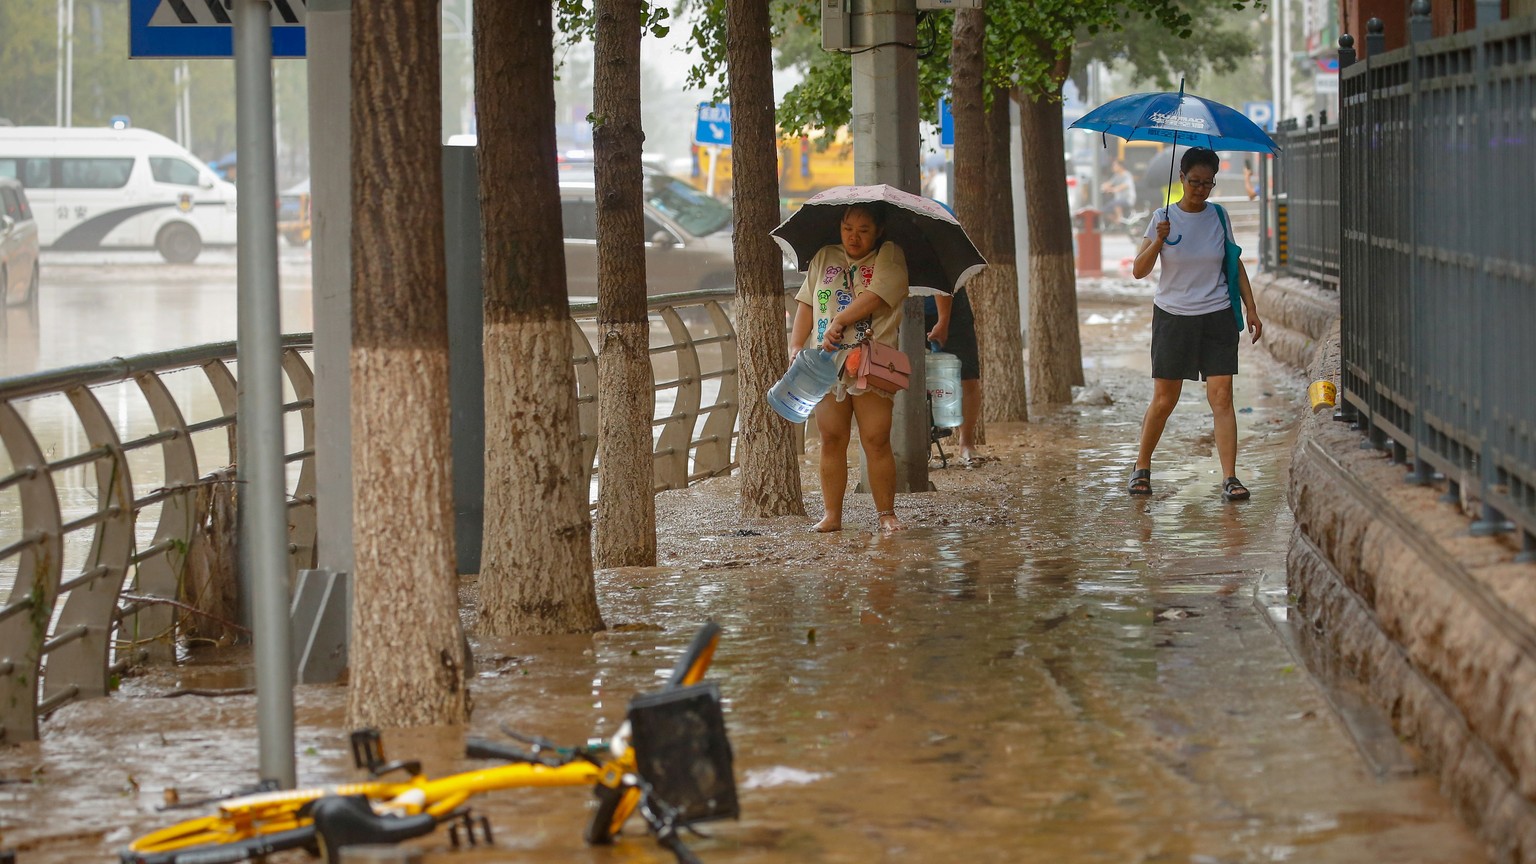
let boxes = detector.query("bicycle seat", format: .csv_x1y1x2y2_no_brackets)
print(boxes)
309,794,437,863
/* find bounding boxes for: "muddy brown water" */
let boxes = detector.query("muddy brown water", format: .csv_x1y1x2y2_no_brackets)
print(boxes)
0,286,1488,864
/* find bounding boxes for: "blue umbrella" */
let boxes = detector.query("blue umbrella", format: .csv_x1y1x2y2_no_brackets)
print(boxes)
1070,80,1278,240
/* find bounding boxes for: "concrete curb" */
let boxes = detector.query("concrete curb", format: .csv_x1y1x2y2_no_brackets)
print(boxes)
1255,271,1536,863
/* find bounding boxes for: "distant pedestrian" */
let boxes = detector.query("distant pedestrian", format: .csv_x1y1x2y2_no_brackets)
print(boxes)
1127,147,1263,502
1100,158,1136,223
923,289,983,464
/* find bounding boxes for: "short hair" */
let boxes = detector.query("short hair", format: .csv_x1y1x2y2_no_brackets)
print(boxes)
1181,147,1221,176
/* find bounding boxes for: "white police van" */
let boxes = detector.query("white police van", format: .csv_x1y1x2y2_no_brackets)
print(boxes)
0,126,237,263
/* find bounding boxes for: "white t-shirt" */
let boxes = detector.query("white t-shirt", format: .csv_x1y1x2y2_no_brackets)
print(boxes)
1142,204,1233,316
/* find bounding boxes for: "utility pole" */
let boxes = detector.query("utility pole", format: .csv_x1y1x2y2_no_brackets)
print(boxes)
849,0,928,493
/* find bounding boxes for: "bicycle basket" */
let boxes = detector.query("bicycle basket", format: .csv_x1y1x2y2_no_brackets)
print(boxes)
626,681,739,823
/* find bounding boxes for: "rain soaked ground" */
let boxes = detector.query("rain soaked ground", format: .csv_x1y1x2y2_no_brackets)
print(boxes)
1,268,1490,864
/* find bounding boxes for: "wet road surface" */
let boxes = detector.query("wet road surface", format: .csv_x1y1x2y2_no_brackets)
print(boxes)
0,277,1489,864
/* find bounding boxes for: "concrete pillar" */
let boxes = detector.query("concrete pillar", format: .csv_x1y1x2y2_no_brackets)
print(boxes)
306,0,355,577
850,0,929,494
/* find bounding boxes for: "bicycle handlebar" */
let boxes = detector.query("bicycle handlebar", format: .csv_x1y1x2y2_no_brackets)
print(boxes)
464,737,540,763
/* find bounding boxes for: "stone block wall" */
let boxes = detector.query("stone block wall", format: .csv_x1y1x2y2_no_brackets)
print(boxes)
1255,271,1536,863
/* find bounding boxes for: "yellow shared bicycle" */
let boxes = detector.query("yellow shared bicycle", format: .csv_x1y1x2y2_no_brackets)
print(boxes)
121,621,734,864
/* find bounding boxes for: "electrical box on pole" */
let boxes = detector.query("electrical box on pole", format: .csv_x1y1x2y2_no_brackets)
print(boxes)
822,0,850,51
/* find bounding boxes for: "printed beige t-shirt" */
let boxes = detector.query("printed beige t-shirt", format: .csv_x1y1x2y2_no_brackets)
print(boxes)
793,241,909,352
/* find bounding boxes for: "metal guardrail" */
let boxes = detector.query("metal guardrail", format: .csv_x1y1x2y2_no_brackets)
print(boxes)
1334,16,1536,556
0,290,744,742
567,290,742,492
0,334,317,743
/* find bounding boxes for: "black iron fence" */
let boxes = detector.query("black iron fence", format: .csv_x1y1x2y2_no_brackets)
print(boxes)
1293,16,1536,555
1268,116,1341,286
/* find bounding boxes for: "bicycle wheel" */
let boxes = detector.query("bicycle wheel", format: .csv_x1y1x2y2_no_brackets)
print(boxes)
585,621,722,844
584,780,642,846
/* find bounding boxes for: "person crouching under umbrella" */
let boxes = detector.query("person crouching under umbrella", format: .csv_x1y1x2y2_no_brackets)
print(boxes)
787,203,911,534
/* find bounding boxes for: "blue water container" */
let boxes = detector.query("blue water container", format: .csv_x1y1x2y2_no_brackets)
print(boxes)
927,344,963,429
767,348,840,423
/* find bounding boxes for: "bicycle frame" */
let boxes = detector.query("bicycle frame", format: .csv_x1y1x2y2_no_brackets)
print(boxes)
125,621,724,864
129,747,627,854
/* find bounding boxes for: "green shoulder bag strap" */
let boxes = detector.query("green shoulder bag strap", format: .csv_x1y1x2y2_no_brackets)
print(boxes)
1213,203,1245,332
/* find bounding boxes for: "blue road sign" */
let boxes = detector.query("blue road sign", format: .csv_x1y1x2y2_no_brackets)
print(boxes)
694,103,732,147
1243,100,1276,133
130,0,306,59
939,97,954,148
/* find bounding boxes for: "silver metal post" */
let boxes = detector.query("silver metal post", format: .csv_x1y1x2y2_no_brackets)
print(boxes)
851,0,928,493
234,0,296,790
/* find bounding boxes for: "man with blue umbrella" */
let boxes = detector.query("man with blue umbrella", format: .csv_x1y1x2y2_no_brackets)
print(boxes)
1070,82,1276,503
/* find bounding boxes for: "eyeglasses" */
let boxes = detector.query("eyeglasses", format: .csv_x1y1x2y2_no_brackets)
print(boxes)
1185,178,1217,190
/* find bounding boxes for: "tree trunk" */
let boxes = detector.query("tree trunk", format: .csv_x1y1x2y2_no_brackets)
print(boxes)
976,82,1027,423
347,0,469,728
728,0,804,518
1017,68,1083,405
474,0,604,635
592,0,656,568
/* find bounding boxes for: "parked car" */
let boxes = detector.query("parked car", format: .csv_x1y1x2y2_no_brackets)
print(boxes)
560,169,800,299
0,177,39,307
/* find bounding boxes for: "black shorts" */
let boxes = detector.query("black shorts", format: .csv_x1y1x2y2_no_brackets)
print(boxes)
922,291,981,380
1151,305,1239,381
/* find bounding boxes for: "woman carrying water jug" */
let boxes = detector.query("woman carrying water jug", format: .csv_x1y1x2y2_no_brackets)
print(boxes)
787,203,910,534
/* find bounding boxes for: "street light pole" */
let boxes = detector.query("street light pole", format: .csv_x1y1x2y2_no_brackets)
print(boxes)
64,0,74,127
233,0,296,791
56,0,75,127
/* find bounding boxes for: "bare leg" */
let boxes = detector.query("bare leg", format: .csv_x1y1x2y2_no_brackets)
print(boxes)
958,378,982,459
851,392,902,532
1136,377,1184,470
1207,375,1237,478
813,396,854,531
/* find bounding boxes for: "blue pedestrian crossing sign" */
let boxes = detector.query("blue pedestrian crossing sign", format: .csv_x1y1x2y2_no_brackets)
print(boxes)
130,0,307,59
694,103,732,147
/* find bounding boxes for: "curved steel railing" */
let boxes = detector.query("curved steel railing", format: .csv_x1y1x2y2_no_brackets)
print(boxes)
0,290,743,742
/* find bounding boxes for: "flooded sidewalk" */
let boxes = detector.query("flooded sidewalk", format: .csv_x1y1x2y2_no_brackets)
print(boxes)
0,286,1488,864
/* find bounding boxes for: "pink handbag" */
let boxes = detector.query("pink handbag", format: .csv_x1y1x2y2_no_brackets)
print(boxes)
845,339,911,394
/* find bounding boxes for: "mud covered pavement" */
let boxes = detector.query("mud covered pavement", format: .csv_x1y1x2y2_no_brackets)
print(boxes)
0,282,1489,863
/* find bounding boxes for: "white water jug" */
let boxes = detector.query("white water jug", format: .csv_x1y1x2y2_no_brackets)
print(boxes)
768,348,840,423
927,344,962,429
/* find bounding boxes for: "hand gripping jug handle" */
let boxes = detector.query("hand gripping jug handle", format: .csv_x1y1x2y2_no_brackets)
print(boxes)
767,348,840,423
